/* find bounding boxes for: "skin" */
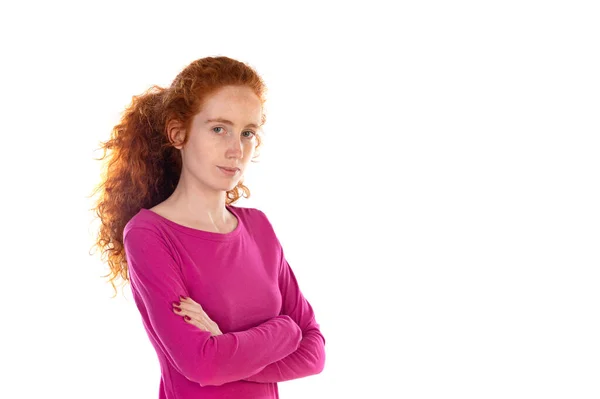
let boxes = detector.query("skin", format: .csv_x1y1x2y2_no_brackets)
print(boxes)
173,296,223,336
156,84,263,335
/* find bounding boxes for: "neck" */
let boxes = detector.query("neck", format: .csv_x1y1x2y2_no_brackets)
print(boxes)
166,179,232,228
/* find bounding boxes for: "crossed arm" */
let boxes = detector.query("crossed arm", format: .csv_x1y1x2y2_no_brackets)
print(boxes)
124,226,325,387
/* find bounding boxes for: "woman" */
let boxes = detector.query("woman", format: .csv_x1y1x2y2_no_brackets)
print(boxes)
90,56,326,398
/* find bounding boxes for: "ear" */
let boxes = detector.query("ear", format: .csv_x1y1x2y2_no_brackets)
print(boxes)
167,119,186,149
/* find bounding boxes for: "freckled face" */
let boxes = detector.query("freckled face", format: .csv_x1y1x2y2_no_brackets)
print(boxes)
179,85,263,192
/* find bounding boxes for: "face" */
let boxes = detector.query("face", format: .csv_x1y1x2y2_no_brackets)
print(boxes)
170,85,262,194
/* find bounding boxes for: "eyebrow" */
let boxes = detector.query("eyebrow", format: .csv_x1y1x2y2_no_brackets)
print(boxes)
205,117,260,129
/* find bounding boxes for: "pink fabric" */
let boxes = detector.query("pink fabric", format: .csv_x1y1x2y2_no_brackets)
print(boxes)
123,205,325,398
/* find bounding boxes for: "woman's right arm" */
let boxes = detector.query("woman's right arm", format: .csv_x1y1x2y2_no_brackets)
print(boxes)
123,226,302,387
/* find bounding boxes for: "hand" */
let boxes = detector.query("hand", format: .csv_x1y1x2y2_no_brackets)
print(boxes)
172,296,223,336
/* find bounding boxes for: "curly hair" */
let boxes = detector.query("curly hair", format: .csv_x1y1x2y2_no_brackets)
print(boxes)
88,56,268,298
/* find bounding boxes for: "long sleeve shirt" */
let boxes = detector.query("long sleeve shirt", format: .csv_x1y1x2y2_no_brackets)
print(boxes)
122,204,326,399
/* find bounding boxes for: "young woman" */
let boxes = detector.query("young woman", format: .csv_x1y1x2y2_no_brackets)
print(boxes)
91,56,326,398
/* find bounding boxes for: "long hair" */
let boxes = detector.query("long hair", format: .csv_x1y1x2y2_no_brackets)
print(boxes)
89,56,268,298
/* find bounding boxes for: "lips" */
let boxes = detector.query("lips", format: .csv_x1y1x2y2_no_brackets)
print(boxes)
219,166,239,172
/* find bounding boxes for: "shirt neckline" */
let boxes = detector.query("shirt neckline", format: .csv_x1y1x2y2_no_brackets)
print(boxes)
139,204,243,241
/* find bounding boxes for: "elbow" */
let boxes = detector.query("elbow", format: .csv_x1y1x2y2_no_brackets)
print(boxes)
196,372,232,387
314,334,326,375
177,362,206,386
181,364,220,387
195,376,217,388
175,341,221,387
302,331,326,377
196,367,228,387
183,370,207,387
315,347,326,374
316,356,325,374
298,327,326,377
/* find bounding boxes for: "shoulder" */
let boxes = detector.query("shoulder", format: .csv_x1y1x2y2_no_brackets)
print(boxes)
229,204,268,221
123,209,166,243
229,205,277,234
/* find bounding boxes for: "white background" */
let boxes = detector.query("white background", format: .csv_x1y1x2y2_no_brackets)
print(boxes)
1,1,598,398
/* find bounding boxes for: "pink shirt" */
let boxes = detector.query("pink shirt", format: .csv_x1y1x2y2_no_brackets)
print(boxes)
123,205,326,398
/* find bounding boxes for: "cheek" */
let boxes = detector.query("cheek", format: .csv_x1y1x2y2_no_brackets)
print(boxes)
193,139,218,158
244,141,257,155
184,142,213,169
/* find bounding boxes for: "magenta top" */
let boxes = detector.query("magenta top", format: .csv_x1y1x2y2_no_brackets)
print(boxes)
122,205,326,399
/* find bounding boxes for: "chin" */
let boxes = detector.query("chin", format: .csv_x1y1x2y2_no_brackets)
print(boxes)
220,180,242,192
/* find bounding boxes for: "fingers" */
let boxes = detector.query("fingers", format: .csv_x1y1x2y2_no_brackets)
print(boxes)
183,315,210,331
182,296,201,307
172,297,217,333
174,299,212,325
174,306,210,331
182,314,219,336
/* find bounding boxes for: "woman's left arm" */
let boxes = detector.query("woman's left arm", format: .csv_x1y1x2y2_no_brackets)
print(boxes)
243,253,326,383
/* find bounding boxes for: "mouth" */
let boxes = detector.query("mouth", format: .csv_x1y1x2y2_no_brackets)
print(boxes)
218,166,239,172
217,166,240,176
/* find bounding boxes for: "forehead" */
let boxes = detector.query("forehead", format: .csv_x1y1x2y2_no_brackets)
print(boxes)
205,86,260,109
197,85,262,124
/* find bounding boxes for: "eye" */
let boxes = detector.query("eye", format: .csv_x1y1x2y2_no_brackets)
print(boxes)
242,130,256,139
212,126,225,134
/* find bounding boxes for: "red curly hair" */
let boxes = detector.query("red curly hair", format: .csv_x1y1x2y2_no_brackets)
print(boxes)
89,56,268,298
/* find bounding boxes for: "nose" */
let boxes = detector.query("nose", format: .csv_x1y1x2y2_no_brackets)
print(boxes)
226,134,243,159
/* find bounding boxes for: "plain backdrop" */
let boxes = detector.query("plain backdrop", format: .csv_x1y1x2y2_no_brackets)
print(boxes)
1,1,598,398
